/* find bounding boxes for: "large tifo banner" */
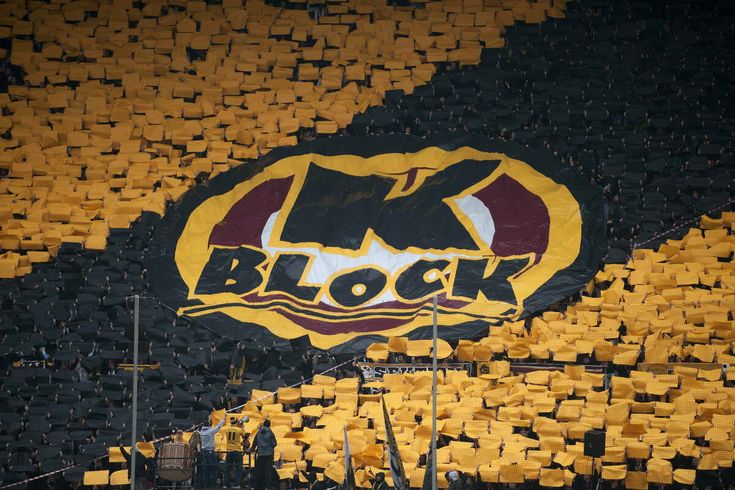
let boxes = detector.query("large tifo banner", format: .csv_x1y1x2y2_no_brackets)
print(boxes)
147,135,607,353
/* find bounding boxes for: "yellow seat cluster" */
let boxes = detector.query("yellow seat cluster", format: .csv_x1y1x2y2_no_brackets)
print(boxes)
95,214,735,487
0,0,566,276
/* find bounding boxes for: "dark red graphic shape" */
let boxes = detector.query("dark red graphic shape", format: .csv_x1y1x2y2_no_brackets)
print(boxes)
209,176,294,248
473,174,550,258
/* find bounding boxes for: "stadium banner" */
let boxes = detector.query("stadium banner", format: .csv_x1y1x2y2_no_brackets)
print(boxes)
356,362,473,382
147,135,607,353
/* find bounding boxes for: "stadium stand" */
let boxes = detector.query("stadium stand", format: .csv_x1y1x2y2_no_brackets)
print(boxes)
0,0,734,488
0,0,555,276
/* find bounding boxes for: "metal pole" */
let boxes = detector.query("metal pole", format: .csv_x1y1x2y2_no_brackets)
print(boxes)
130,295,140,490
431,295,438,490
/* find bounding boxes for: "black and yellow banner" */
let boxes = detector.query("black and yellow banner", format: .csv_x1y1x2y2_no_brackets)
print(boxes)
146,135,607,352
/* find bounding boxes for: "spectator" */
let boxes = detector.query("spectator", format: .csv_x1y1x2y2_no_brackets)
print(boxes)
119,445,151,490
447,471,463,490
197,415,225,488
75,360,89,382
173,430,186,444
372,472,388,490
222,416,249,489
250,419,277,490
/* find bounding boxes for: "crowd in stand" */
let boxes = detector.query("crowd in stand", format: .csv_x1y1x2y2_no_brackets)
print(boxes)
0,0,734,488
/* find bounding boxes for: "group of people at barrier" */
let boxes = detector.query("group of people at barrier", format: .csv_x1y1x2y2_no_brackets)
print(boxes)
196,415,278,490
118,416,276,489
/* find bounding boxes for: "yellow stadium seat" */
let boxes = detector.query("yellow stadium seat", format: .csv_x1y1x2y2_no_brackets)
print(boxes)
109,469,130,485
83,470,110,486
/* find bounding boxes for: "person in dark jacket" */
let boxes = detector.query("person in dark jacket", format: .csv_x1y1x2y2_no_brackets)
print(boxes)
250,419,277,490
372,472,388,490
447,471,463,490
119,445,151,490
